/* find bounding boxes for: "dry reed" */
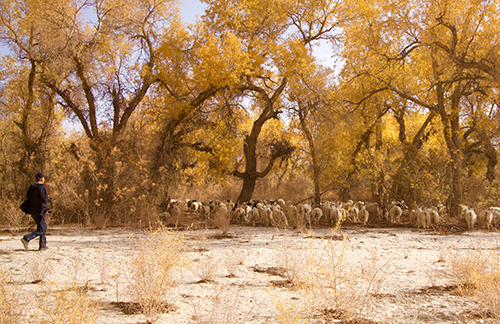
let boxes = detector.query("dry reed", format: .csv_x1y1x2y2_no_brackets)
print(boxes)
440,248,500,318
35,283,99,324
128,228,187,323
272,231,389,323
0,268,24,324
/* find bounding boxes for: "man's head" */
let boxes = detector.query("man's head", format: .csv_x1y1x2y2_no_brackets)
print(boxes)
36,173,45,183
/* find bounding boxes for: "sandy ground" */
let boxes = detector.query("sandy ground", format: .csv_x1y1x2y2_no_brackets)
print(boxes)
2,222,500,324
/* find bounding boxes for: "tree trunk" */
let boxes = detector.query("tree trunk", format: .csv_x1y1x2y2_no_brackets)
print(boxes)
342,106,389,202
297,106,321,205
237,174,258,203
390,111,436,204
234,79,288,203
437,83,463,217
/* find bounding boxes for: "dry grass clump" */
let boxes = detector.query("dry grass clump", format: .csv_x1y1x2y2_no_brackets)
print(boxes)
213,207,232,234
0,201,30,233
0,268,24,324
272,232,388,323
439,249,492,290
440,248,500,318
128,229,188,323
190,284,253,324
192,256,220,283
27,252,53,284
35,283,99,324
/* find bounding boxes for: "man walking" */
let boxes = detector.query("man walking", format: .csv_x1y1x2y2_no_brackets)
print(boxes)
21,173,50,251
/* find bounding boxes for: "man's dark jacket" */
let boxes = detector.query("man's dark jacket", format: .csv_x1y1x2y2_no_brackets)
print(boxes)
27,183,49,216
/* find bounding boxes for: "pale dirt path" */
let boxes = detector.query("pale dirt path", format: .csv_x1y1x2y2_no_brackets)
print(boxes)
1,225,499,323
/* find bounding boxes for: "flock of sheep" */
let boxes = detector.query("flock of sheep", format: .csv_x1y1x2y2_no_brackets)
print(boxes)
165,198,500,230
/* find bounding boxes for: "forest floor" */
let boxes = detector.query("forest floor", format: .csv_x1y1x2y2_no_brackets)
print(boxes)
1,215,500,323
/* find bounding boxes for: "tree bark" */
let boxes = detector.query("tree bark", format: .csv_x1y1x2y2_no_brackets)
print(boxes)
341,106,390,202
234,79,288,203
436,82,463,217
390,111,436,203
297,104,321,205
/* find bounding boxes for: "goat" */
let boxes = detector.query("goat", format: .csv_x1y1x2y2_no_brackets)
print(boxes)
348,204,359,223
186,199,199,213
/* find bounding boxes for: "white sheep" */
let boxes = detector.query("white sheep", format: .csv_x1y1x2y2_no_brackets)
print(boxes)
365,202,381,221
389,205,403,224
200,203,211,219
478,209,493,229
424,209,431,228
359,205,369,225
329,206,342,226
260,206,273,226
271,206,288,228
320,203,332,224
415,207,429,229
247,206,260,225
489,207,500,227
309,205,323,227
459,204,469,219
409,209,417,226
464,208,477,229
232,205,246,224
426,207,440,228
285,204,299,227
348,204,359,223
298,203,312,226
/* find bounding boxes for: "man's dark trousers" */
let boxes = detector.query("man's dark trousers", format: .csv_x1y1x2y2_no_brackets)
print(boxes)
23,213,47,249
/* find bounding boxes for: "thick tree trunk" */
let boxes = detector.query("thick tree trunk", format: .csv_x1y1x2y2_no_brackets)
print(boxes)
342,106,389,202
234,79,288,203
237,175,257,203
437,83,463,217
390,111,436,204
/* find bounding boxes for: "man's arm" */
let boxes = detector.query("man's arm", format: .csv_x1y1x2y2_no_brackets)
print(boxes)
39,185,49,204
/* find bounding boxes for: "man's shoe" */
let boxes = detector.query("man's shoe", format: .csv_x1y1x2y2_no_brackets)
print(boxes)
21,238,29,251
38,246,49,251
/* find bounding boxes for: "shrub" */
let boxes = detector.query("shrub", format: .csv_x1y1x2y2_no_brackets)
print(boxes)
35,283,99,324
0,268,24,324
0,200,31,233
128,229,187,323
441,248,500,318
272,232,389,322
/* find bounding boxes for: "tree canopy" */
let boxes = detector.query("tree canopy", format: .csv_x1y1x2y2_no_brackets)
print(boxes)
1,0,499,226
